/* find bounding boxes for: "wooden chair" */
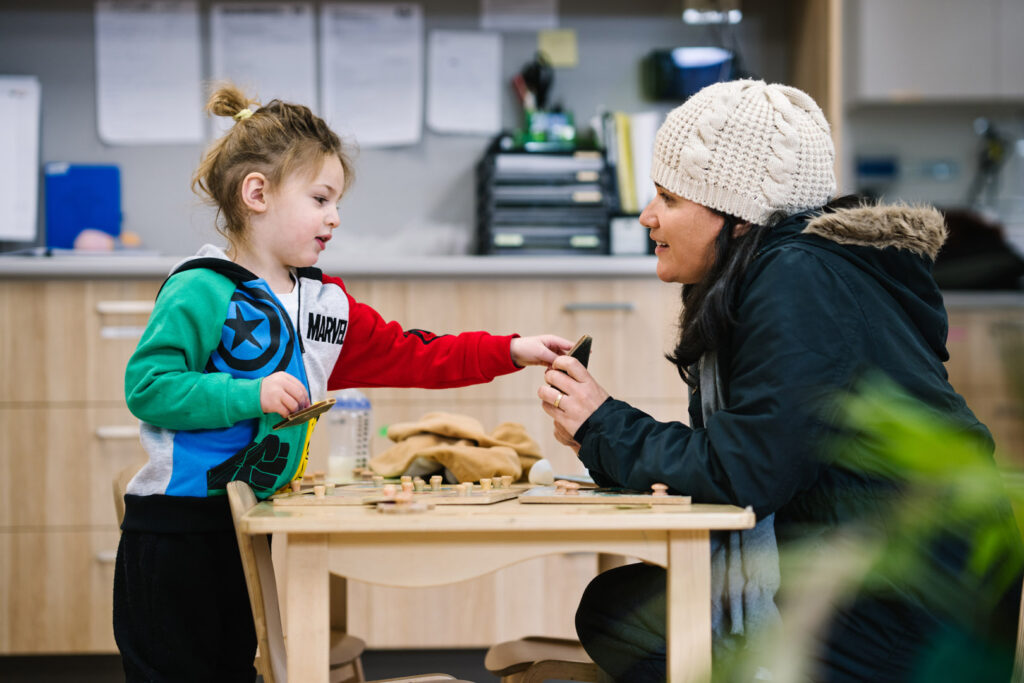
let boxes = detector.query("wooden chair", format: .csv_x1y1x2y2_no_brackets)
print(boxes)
112,462,144,526
227,480,366,683
484,636,610,683
226,481,475,683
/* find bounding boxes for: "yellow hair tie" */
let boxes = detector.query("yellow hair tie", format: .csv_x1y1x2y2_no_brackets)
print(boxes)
233,108,253,121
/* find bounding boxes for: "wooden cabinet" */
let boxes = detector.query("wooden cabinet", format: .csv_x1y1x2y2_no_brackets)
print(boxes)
0,530,121,653
849,0,1024,102
945,307,1024,466
325,277,687,476
0,280,154,654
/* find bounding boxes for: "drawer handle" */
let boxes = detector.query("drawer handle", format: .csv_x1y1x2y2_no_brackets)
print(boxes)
96,301,154,315
101,325,147,339
562,302,635,312
96,425,139,440
96,550,118,564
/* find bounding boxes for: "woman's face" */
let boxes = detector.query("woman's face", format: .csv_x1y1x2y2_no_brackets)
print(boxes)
639,184,727,284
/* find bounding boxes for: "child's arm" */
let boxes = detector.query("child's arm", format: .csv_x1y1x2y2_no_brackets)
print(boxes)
327,285,565,390
125,271,265,430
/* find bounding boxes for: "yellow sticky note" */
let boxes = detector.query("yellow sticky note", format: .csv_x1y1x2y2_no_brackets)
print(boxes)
538,29,578,68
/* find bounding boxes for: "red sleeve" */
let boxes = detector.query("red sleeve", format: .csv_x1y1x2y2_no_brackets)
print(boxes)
324,274,521,390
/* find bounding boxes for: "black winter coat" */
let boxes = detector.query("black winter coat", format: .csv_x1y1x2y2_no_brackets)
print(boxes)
575,204,1021,681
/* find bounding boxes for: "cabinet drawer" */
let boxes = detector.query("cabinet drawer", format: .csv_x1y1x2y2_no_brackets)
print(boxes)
0,279,159,403
0,406,146,528
0,529,120,653
342,277,684,403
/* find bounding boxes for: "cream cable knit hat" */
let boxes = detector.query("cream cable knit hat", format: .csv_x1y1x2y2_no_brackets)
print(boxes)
650,79,836,226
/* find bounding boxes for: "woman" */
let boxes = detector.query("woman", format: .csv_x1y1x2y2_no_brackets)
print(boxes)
539,79,1020,681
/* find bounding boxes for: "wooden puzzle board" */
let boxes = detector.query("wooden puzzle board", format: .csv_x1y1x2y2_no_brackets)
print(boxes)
519,485,691,505
271,483,521,507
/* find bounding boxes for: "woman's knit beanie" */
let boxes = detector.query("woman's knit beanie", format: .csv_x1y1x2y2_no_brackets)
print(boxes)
650,79,836,226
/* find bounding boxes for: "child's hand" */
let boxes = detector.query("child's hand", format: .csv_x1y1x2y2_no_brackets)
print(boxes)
510,335,574,367
260,372,309,418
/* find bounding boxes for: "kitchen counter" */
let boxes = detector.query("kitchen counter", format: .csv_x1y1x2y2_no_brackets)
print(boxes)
0,252,660,279
0,253,1022,307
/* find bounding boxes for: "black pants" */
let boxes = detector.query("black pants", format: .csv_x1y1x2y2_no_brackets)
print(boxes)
576,563,668,682
575,563,1019,683
113,528,257,683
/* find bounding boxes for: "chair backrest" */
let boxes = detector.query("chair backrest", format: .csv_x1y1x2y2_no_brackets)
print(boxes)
227,481,288,683
113,463,144,526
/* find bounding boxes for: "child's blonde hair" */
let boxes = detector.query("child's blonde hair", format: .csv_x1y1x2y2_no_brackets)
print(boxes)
192,82,355,244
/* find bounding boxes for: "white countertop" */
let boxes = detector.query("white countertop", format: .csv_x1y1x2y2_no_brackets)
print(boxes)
1,251,1022,307
0,252,660,279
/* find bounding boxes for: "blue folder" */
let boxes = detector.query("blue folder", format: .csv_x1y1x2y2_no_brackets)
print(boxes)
44,163,122,249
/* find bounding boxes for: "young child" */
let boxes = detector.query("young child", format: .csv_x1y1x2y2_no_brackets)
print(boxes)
114,82,571,682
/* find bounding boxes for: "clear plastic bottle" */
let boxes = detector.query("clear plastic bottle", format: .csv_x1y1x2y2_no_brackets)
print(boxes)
325,388,373,483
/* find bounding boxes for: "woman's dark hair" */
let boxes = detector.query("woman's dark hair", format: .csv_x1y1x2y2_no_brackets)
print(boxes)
667,195,865,386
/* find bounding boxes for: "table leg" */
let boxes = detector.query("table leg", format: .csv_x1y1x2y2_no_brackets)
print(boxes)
286,533,329,683
667,529,711,683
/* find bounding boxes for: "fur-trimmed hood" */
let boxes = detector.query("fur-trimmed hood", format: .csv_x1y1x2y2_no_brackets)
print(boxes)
802,204,947,261
753,202,952,361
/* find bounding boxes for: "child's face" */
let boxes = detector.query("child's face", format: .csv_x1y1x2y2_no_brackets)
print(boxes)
258,155,346,269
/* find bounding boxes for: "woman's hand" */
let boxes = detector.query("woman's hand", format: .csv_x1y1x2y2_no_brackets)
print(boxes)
539,355,610,445
260,371,309,418
510,335,574,367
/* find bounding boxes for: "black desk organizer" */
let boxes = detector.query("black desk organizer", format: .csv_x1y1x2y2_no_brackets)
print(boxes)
475,147,617,256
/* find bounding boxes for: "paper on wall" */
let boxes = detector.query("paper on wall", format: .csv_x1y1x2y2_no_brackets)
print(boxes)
426,30,501,136
0,76,40,242
95,1,203,145
320,3,423,148
629,111,661,212
209,3,317,138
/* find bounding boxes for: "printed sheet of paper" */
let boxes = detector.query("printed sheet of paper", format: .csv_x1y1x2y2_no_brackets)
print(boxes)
210,2,316,138
629,111,661,211
426,30,501,136
95,1,203,145
0,76,40,242
480,0,557,31
320,3,423,148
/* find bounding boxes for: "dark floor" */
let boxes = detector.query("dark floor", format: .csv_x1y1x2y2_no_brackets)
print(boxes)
0,649,501,682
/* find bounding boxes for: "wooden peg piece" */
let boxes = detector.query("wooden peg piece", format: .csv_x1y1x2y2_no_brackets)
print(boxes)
313,485,326,498
382,484,397,499
651,483,669,497
290,480,302,493
401,481,414,494
479,478,492,491
430,475,443,491
501,475,513,489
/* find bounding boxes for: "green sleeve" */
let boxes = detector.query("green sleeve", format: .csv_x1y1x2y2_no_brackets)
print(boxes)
125,269,264,430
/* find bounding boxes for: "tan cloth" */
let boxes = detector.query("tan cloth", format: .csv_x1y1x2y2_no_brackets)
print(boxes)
370,412,541,483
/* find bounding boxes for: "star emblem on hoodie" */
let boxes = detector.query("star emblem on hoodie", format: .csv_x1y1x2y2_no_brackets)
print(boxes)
225,307,264,350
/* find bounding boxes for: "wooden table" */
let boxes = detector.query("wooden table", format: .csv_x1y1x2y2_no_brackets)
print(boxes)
239,497,755,683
